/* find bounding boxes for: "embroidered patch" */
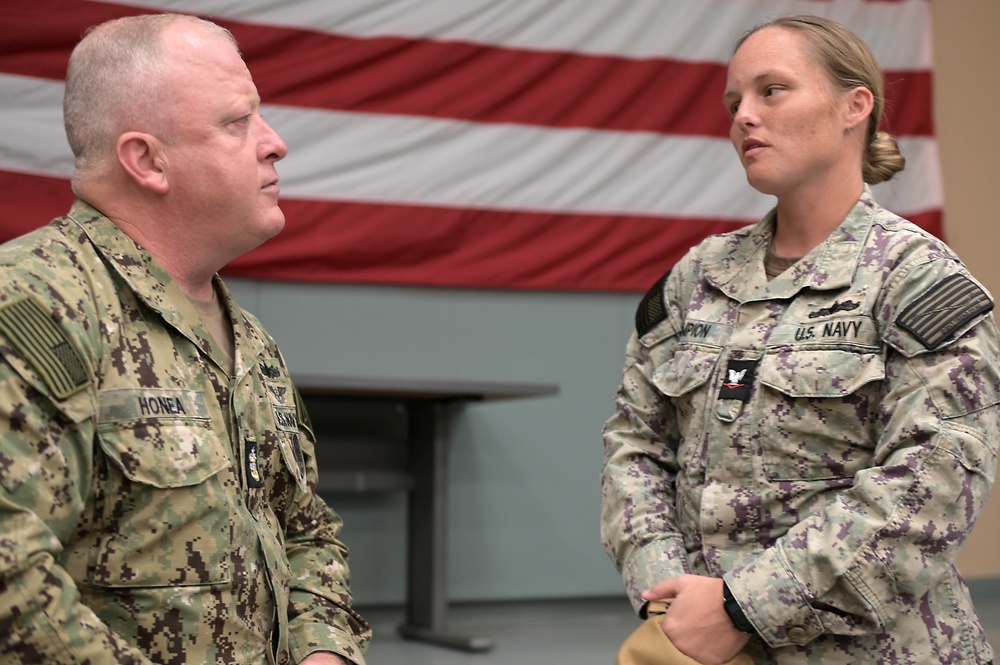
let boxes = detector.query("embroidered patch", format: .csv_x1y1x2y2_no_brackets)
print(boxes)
99,388,210,423
635,270,671,337
273,404,298,433
808,300,860,319
0,296,90,399
718,359,758,402
897,274,994,350
245,437,264,488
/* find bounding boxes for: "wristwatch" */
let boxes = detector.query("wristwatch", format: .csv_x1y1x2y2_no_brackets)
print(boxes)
722,581,757,635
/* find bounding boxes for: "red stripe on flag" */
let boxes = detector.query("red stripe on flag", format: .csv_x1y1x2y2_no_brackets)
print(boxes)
220,198,943,292
0,170,76,239
233,28,933,137
0,170,944,292
0,0,933,136
0,0,158,81
221,199,746,291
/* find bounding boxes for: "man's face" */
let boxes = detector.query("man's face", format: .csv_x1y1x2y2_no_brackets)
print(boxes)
158,26,288,261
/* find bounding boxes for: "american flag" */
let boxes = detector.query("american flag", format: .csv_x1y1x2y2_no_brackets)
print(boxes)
0,0,937,291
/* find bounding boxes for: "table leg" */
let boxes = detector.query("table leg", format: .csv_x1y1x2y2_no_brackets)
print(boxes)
397,401,495,652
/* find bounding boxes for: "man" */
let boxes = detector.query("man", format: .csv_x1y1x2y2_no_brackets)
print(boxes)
0,13,370,664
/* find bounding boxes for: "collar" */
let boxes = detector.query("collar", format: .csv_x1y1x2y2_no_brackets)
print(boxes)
66,200,266,374
701,186,879,303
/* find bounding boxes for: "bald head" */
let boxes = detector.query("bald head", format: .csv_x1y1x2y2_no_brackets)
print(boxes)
64,14,239,193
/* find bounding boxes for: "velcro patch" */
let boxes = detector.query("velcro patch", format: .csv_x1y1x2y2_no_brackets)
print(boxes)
897,274,994,350
718,358,758,402
635,270,671,337
0,296,90,399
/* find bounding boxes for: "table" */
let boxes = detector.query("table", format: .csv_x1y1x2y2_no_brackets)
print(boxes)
293,374,559,652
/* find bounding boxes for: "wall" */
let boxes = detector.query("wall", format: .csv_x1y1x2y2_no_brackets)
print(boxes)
226,279,639,604
227,1,1000,605
932,0,1000,577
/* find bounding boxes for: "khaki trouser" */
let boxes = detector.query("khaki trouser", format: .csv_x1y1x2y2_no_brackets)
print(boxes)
616,603,753,665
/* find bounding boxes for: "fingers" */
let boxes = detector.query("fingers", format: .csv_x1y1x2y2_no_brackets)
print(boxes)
640,575,683,602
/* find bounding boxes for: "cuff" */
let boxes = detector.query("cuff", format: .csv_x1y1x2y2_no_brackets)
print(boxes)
289,623,369,665
728,543,823,647
620,537,690,615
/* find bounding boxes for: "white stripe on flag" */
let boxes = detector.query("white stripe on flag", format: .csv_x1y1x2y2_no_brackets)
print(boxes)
100,0,931,68
0,72,941,221
0,75,74,177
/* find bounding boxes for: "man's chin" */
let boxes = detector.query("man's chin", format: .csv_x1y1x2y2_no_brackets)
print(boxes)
261,208,286,238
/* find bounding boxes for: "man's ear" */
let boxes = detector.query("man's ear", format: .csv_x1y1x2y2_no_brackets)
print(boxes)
116,132,169,194
844,85,875,132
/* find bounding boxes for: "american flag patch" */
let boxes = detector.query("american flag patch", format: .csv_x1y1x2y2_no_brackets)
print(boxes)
0,296,90,399
635,270,671,337
897,274,994,350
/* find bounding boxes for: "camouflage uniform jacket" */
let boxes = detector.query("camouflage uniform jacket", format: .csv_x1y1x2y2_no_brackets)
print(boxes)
0,200,371,664
601,188,1000,664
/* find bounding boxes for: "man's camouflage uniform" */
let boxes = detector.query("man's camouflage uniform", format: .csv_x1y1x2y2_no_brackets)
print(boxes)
0,201,371,664
602,188,1000,664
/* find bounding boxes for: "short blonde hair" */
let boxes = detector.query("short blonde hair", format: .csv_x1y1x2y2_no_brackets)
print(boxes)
64,13,238,189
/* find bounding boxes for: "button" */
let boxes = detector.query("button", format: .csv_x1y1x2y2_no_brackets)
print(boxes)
787,626,807,642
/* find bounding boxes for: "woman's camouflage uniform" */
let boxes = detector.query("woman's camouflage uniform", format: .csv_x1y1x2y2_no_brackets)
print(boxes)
0,201,371,664
602,188,1000,664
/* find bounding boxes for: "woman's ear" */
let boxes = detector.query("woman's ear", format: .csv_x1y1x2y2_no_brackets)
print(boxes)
844,85,875,132
116,132,169,194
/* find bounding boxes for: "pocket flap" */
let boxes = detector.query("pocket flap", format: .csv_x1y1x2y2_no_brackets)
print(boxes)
759,349,885,398
96,422,229,488
654,345,719,397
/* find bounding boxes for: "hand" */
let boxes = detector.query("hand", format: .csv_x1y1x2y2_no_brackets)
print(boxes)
641,574,750,665
299,652,347,665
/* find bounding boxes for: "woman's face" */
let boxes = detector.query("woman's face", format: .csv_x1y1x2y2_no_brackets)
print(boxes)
723,27,857,198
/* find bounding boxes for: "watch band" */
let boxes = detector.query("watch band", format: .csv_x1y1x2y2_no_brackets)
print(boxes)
722,581,757,635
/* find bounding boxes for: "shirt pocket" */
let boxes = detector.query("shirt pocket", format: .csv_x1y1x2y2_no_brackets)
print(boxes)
92,420,234,587
653,344,720,470
757,348,884,482
654,344,720,398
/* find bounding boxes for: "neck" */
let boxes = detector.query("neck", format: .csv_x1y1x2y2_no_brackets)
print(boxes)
86,192,222,301
772,174,864,257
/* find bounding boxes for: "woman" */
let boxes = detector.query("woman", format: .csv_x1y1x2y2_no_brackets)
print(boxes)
601,15,999,665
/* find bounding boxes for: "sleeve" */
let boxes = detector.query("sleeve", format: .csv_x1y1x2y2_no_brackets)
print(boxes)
600,267,693,614
0,332,155,663
282,379,372,665
728,259,1000,647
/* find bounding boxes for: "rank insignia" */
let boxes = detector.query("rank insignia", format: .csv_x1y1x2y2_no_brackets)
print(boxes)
718,358,758,402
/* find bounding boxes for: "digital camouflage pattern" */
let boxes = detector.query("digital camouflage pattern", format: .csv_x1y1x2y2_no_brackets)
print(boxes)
0,200,371,664
601,188,1000,664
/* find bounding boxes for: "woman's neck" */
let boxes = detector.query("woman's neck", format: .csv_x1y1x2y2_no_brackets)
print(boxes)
771,177,863,257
